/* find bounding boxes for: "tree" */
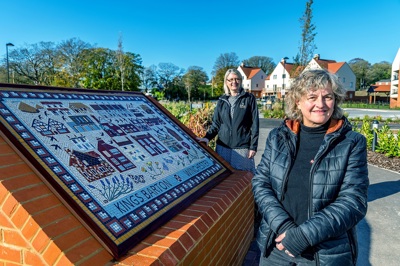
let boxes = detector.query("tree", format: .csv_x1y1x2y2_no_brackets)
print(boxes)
8,42,57,85
368,61,391,84
211,53,240,94
157,63,184,99
212,67,230,96
182,66,208,102
121,52,143,91
116,33,125,91
80,48,143,91
348,58,371,90
55,38,92,88
296,0,317,66
141,65,158,91
212,52,240,76
242,56,276,74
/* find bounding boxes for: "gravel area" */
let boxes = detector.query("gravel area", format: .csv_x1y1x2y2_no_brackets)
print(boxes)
368,151,400,173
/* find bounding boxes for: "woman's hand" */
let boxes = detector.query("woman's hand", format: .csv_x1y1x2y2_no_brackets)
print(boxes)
275,232,294,257
196,137,209,146
248,150,256,159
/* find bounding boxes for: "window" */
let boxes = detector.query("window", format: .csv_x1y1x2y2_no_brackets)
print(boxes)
273,75,277,79
256,84,258,88
350,82,353,88
342,77,346,83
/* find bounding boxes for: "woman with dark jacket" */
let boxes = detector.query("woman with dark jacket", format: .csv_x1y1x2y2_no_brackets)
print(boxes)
197,68,259,173
252,69,369,265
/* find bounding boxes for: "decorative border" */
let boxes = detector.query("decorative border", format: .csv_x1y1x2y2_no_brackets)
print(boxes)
0,84,231,258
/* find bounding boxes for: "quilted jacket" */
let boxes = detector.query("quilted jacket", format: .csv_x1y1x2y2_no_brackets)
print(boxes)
252,117,369,265
204,90,259,151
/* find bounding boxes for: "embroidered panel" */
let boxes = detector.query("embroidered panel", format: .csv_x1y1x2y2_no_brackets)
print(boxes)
0,85,230,258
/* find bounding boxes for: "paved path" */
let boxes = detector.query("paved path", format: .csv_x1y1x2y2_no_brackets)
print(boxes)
243,119,400,266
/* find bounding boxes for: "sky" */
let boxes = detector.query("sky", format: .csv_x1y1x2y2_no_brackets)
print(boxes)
2,0,400,78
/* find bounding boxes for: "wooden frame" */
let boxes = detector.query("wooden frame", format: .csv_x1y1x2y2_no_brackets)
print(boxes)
0,83,231,258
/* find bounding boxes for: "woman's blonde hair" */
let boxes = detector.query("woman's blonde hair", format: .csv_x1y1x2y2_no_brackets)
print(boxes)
223,69,243,95
284,69,346,121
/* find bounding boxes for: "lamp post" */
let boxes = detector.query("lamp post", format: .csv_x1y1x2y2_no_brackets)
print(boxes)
6,43,14,83
282,57,289,110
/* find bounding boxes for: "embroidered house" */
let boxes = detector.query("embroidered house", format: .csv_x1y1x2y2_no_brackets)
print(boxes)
66,148,116,182
97,139,136,172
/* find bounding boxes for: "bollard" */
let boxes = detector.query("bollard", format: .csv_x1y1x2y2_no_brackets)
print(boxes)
372,120,379,151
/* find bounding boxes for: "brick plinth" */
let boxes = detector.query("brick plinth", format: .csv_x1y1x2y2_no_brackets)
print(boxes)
1,134,254,265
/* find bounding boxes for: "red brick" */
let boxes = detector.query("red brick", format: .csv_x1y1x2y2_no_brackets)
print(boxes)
191,217,208,234
182,223,202,242
72,249,111,266
157,248,179,266
41,242,63,265
153,227,180,239
0,212,13,228
1,194,19,217
31,204,69,227
118,254,160,266
136,244,169,258
31,228,51,253
22,194,61,217
0,162,33,179
42,215,81,239
199,212,214,228
23,250,47,266
0,141,15,154
0,153,23,166
53,254,75,266
143,234,176,247
10,205,30,229
0,245,22,263
63,238,104,264
0,184,9,205
1,173,42,192
52,226,91,251
21,216,41,241
163,220,192,231
3,229,29,248
12,184,51,204
171,214,198,224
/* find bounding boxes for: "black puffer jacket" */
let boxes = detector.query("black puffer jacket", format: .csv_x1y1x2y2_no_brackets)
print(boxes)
252,117,369,265
205,90,259,151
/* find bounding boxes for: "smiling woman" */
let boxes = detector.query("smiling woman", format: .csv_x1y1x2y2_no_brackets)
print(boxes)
253,69,369,265
196,68,259,174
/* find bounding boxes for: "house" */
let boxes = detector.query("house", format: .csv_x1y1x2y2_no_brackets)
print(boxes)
264,58,297,98
304,54,356,99
265,54,357,100
367,80,391,104
237,63,266,98
390,48,400,108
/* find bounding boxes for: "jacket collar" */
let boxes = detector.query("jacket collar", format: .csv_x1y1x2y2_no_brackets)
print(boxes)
285,118,344,134
220,87,246,100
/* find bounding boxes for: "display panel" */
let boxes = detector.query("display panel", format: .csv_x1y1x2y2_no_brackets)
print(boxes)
0,84,231,258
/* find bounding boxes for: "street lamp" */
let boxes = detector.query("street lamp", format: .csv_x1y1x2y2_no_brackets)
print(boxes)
282,57,289,110
6,43,14,83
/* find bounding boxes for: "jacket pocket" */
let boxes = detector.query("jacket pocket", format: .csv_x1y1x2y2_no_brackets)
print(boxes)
257,223,276,257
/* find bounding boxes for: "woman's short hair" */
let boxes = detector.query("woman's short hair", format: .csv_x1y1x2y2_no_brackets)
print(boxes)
224,68,243,95
284,69,346,121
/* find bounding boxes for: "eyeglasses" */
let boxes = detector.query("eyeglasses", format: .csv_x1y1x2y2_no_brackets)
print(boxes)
226,78,241,83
